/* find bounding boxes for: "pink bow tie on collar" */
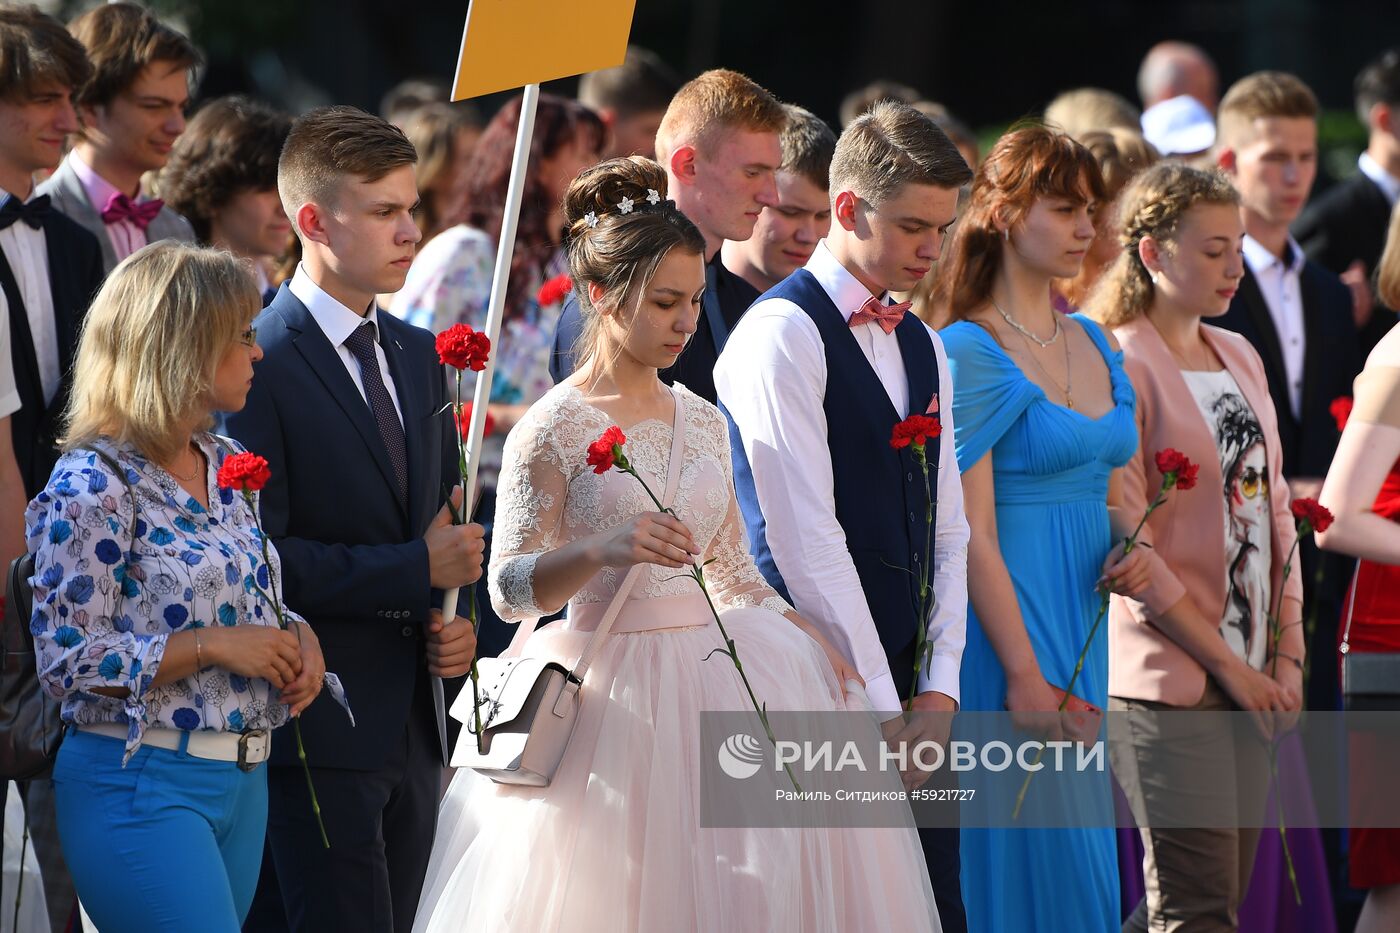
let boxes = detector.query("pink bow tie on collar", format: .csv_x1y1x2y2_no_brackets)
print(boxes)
100,192,163,230
848,296,911,335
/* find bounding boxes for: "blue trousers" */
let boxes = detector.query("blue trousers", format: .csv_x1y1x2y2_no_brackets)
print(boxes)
52,729,267,933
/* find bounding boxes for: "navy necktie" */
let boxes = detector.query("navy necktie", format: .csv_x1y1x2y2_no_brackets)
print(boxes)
703,260,729,354
343,321,408,502
0,194,50,231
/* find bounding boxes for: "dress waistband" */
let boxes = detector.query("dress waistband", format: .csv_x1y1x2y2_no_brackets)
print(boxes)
566,591,713,634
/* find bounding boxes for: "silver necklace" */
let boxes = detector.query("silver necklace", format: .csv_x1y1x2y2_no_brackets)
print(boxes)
992,298,1061,348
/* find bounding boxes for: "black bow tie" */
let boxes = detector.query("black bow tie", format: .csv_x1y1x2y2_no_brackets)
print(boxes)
0,194,51,231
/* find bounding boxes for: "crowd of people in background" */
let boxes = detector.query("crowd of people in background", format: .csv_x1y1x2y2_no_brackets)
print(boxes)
1,1,1398,931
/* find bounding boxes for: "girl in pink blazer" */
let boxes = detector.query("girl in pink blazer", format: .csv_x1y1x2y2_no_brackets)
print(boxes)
1087,162,1304,931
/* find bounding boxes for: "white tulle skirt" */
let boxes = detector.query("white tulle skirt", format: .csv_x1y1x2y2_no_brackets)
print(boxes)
413,598,940,933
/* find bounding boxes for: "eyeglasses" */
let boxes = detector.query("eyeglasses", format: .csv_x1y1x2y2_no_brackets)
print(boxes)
1238,466,1268,500
238,327,258,348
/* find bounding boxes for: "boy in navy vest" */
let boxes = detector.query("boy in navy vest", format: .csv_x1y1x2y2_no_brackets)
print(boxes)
715,100,972,933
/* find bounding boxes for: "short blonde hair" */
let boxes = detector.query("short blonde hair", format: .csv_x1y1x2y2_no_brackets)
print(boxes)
1077,127,1159,201
1043,87,1141,140
1216,71,1318,149
654,68,785,164
62,242,260,463
830,100,972,206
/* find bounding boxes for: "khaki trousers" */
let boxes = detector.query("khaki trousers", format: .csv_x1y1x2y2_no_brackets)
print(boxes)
1109,679,1271,932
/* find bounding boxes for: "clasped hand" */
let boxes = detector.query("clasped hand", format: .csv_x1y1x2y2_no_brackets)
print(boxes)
210,621,325,717
881,692,956,791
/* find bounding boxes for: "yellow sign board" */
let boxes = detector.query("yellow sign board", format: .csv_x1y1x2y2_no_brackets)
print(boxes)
452,0,638,101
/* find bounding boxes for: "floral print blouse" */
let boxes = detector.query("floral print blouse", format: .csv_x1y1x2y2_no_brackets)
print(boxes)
26,434,308,763
392,224,570,489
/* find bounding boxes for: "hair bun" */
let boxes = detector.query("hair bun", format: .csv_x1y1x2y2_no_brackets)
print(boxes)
564,156,670,235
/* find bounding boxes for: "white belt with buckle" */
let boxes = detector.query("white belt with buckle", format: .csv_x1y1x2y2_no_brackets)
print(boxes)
79,722,271,771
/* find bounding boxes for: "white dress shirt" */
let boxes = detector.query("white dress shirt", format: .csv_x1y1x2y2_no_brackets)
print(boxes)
290,264,405,426
1359,151,1400,206
0,302,19,420
0,189,59,404
714,241,969,718
1242,234,1307,421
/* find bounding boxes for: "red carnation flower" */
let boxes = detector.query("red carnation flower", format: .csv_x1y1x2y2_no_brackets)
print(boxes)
1330,396,1353,434
1154,448,1199,491
536,274,573,308
1291,497,1334,535
217,452,271,492
587,426,627,475
455,402,496,439
890,414,942,451
436,323,492,372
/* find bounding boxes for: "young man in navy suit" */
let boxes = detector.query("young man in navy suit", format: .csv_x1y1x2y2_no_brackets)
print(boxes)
226,106,484,933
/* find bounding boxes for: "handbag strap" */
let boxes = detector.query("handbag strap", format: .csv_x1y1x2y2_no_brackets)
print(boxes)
570,388,687,682
504,387,688,677
1339,557,1363,656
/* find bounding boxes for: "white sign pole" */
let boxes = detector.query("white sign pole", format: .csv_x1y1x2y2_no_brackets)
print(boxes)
441,81,540,623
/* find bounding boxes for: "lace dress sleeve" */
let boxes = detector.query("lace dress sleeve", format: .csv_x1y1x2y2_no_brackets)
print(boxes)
699,406,794,616
487,397,571,621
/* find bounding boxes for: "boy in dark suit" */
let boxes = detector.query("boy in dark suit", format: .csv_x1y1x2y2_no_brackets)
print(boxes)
550,68,785,401
1294,48,1400,353
226,106,485,933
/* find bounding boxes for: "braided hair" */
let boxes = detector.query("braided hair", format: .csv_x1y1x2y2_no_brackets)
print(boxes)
1085,162,1239,327
563,156,705,374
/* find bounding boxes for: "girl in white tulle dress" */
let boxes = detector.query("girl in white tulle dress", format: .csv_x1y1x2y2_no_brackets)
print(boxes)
412,157,940,933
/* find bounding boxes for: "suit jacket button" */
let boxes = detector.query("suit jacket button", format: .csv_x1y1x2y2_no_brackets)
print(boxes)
402,626,413,637
376,610,385,618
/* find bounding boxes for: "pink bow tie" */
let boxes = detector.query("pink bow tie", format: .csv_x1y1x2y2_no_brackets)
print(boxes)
848,296,911,335
100,192,163,230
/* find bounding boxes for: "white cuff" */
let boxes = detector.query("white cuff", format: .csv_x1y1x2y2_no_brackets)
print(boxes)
916,653,961,710
864,671,904,722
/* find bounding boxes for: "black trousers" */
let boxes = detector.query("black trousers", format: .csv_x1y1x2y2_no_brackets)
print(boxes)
888,639,968,933
250,673,440,933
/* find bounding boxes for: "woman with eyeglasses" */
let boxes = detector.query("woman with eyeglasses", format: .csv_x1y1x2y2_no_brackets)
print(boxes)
1087,162,1302,930
25,242,334,932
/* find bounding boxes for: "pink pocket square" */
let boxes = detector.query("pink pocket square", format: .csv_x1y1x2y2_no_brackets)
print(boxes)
925,394,939,415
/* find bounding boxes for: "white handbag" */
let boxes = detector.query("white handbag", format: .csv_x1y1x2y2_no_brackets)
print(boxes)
449,388,685,785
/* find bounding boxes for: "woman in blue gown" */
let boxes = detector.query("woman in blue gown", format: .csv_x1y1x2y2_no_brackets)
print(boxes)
929,126,1144,933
